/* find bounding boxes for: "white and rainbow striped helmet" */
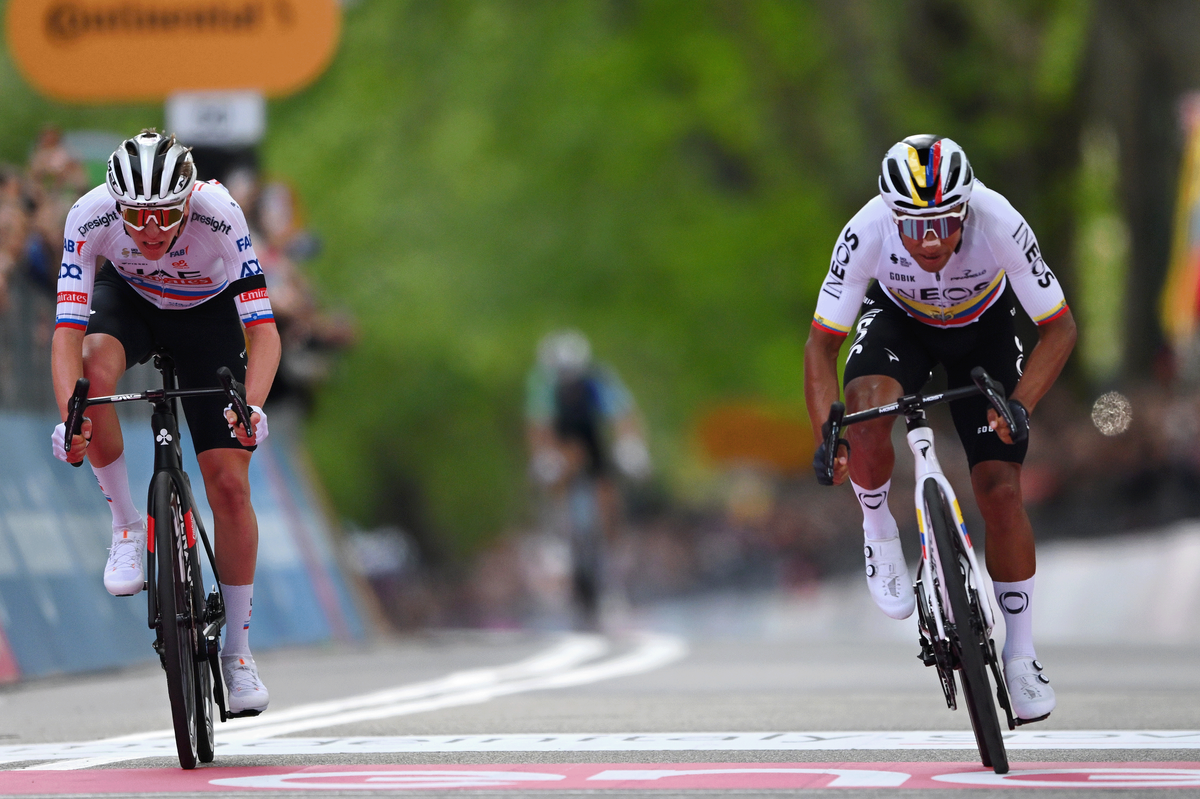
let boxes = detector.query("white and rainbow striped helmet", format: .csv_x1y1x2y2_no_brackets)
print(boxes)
879,135,973,215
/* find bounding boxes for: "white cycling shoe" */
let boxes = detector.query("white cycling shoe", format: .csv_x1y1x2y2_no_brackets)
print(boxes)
103,529,145,596
222,654,270,716
1005,656,1055,721
863,535,915,619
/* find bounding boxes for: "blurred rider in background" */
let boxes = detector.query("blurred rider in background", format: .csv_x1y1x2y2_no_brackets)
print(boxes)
525,330,650,626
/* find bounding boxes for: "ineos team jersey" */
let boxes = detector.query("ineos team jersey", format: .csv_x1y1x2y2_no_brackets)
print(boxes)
55,180,275,330
812,182,1067,335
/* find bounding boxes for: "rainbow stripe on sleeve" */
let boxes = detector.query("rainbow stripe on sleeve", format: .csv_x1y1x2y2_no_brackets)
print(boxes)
1032,299,1068,325
812,314,851,336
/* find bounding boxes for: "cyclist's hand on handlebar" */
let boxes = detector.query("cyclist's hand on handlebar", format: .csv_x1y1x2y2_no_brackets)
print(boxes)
813,422,850,486
225,404,268,447
52,417,92,464
987,399,1029,445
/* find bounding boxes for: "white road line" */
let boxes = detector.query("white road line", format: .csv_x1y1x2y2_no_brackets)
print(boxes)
12,632,686,770
6,730,1200,768
224,631,686,739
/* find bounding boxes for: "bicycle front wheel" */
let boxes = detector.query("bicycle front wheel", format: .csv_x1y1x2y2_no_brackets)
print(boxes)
923,478,1009,774
152,475,201,770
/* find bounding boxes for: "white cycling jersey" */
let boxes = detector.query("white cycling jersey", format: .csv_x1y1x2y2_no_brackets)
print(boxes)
55,180,274,330
812,182,1067,335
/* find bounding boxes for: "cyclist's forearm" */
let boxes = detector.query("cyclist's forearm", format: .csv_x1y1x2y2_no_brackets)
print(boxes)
804,326,845,442
1011,309,1077,413
243,322,282,408
51,327,85,419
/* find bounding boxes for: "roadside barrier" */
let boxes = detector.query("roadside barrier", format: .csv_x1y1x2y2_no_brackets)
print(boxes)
0,410,364,682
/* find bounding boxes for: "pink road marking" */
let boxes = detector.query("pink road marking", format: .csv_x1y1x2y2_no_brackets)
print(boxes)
2,762,1200,792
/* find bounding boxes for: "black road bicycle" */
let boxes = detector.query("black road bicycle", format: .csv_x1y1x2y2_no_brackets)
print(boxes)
64,353,256,769
820,367,1038,774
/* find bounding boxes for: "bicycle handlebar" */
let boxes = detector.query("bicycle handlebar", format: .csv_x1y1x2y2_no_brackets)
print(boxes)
59,369,254,466
216,366,253,437
64,378,90,468
819,367,1020,484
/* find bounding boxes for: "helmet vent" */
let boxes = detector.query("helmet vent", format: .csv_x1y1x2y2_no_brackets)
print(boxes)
888,161,908,197
945,152,961,192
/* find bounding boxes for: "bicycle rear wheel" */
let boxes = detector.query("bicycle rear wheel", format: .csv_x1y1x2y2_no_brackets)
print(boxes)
923,478,1009,774
152,475,202,770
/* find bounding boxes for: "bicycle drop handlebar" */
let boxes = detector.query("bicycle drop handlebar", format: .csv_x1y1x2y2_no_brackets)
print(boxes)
818,367,1022,485
63,378,91,468
62,368,254,465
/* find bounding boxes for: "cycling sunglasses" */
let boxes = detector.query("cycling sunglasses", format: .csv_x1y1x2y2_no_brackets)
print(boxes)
895,207,966,240
119,201,187,232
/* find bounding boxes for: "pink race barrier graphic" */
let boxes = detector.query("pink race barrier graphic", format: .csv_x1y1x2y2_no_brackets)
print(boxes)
2,762,1200,792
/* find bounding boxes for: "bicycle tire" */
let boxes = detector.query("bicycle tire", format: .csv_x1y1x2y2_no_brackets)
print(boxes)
191,536,215,763
923,478,1009,774
152,475,200,770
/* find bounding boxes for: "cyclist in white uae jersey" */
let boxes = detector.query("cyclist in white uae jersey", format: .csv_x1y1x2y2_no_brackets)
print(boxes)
51,130,280,716
804,135,1076,723
56,181,274,327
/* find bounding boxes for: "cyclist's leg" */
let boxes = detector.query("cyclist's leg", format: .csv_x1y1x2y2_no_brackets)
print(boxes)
842,288,934,619
945,295,1053,720
82,265,155,594
942,292,1034,582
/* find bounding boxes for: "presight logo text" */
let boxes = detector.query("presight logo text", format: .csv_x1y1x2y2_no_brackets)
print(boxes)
78,209,118,236
190,211,232,235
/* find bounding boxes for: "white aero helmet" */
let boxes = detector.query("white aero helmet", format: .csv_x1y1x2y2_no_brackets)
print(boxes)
538,329,592,376
106,130,195,207
878,134,973,215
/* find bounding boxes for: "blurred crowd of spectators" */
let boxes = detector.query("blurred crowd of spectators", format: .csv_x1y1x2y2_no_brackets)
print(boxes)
219,166,356,406
0,126,354,410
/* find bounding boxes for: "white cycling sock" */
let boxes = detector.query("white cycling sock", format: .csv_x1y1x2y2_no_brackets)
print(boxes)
221,583,254,657
852,479,899,541
993,576,1037,661
91,453,144,534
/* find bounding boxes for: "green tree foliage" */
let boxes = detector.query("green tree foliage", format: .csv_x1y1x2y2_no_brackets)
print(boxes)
0,0,1093,558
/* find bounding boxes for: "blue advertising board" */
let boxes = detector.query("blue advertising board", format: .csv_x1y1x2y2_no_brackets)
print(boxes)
0,409,364,682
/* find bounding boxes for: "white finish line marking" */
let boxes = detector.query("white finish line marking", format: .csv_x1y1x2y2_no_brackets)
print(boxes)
2,731,1199,767
5,632,688,770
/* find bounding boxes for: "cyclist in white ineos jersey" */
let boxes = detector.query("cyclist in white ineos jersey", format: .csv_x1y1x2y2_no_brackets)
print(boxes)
803,135,1077,723
50,130,280,716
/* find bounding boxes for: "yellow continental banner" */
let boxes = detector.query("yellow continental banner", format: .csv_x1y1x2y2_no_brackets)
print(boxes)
6,0,341,102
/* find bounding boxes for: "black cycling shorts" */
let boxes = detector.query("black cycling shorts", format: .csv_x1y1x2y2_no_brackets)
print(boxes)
842,281,1028,469
86,262,255,455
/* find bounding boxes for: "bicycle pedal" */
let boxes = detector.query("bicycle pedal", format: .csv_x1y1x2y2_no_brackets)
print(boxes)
1013,711,1051,726
226,709,262,719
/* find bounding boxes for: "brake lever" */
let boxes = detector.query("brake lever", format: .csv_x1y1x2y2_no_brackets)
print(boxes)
969,366,1021,440
216,367,253,436
823,401,846,484
64,378,90,468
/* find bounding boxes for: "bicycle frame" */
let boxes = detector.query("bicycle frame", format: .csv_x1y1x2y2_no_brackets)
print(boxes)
821,366,1028,744
908,421,997,639
141,357,226,712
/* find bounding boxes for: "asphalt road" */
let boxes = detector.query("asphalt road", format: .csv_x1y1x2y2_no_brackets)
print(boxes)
0,594,1198,797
